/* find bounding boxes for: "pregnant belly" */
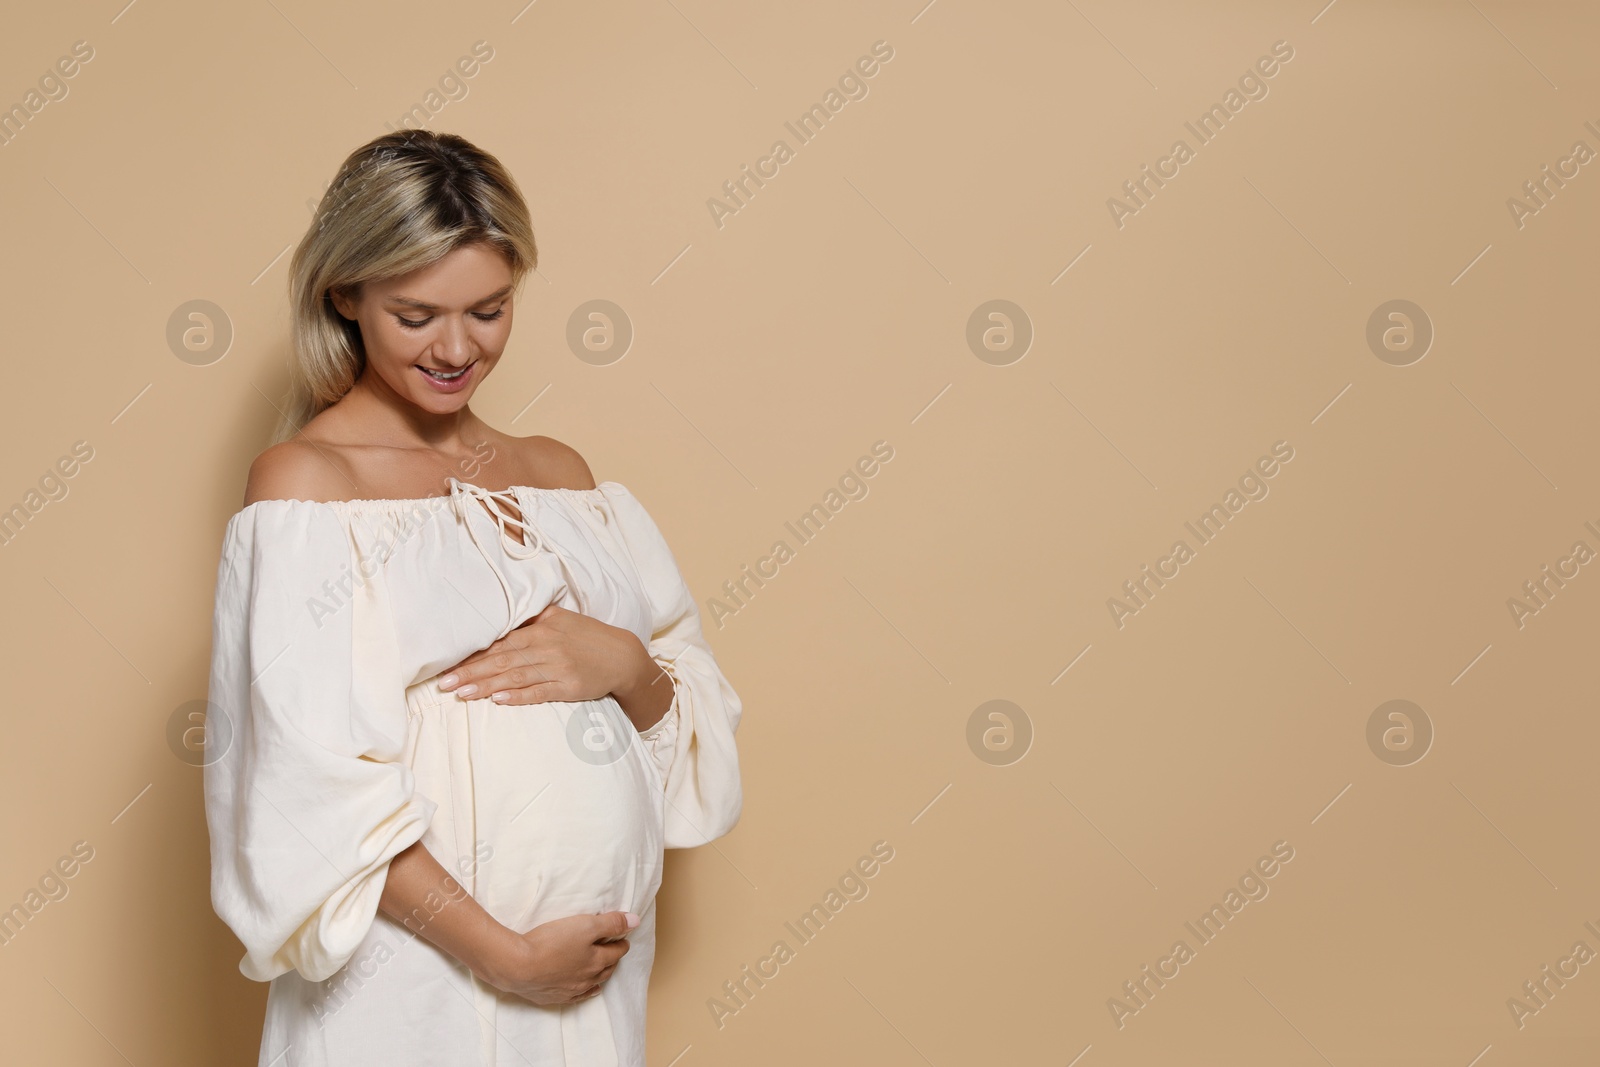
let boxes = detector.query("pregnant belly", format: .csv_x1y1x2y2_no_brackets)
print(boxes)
404,679,666,934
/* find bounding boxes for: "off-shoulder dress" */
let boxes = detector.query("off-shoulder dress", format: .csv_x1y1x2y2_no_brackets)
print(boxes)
202,475,744,1066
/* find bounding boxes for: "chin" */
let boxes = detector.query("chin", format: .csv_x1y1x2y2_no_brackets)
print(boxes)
414,387,475,409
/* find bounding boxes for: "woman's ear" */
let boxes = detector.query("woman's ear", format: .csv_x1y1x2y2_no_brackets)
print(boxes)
328,284,358,321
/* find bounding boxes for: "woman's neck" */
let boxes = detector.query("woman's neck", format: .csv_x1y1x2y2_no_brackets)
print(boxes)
340,368,481,451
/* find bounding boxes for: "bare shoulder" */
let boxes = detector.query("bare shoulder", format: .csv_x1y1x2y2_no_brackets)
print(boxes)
243,440,351,506
513,434,597,491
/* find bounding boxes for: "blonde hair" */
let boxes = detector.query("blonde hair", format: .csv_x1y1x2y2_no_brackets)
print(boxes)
271,130,538,444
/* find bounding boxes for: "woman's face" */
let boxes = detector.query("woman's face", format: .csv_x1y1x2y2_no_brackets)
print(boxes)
331,242,516,414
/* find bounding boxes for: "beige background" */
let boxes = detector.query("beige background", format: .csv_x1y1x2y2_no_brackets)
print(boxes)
1,0,1597,1063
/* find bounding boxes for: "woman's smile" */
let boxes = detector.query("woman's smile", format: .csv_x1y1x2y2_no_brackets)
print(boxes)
415,360,477,393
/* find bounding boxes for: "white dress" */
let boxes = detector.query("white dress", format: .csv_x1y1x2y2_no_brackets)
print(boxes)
203,475,744,1067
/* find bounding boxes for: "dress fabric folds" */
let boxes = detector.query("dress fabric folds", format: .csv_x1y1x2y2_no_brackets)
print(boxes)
203,476,744,1066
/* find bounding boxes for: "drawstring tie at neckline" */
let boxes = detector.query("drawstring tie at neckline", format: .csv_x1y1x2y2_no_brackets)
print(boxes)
447,476,595,628
448,476,550,633
448,476,549,561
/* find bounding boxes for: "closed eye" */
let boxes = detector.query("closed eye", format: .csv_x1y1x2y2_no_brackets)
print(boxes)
397,309,506,330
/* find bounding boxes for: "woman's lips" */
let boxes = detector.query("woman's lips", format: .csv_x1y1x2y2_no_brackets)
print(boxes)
416,361,476,393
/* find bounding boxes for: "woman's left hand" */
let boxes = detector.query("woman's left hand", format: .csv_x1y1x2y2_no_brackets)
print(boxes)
436,604,647,705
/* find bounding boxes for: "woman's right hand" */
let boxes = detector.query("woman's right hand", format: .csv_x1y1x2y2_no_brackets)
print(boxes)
478,910,639,1006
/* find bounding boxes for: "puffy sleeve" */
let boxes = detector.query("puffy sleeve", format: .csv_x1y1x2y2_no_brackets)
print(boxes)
600,484,745,848
202,502,435,983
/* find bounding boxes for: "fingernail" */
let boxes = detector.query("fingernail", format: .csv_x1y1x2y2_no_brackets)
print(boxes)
625,912,640,928
491,691,510,703
456,684,477,698
438,674,458,689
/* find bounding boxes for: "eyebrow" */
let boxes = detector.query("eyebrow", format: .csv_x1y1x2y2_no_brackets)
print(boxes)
387,283,513,311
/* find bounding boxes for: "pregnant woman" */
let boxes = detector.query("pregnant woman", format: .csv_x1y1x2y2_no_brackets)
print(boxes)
203,131,744,1066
